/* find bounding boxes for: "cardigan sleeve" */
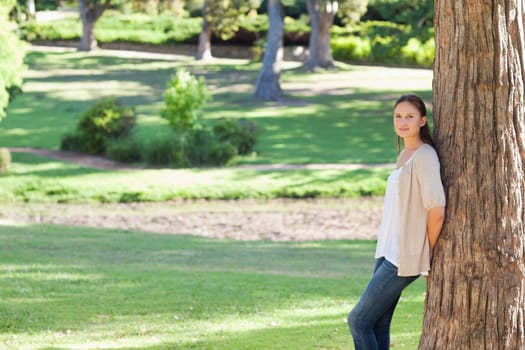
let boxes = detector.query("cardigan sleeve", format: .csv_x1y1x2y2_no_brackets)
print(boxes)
414,146,446,210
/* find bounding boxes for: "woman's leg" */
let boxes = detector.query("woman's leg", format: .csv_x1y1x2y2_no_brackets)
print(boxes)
347,259,418,350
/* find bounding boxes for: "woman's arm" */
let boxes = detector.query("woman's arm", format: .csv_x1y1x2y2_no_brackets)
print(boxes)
427,206,445,251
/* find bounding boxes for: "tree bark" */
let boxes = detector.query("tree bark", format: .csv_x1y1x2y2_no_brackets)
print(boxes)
78,0,110,51
419,1,525,349
254,0,284,101
306,0,337,70
197,0,213,60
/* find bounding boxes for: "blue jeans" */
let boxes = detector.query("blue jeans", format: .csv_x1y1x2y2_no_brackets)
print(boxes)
347,258,419,350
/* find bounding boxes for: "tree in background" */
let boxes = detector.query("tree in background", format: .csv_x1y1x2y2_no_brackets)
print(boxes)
254,0,283,101
0,0,25,173
419,0,525,348
0,0,25,120
306,0,367,70
197,0,260,60
78,0,111,51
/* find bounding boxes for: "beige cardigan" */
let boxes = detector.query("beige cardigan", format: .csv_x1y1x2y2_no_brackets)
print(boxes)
397,144,446,276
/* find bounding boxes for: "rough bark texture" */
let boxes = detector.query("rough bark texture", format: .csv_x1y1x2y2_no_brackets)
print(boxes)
306,0,336,70
254,0,283,101
419,1,525,349
78,0,110,51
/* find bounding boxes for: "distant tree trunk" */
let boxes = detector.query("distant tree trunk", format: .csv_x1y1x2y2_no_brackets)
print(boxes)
419,1,525,349
254,0,283,101
27,0,36,18
78,0,110,51
197,24,213,60
196,0,213,60
306,0,337,70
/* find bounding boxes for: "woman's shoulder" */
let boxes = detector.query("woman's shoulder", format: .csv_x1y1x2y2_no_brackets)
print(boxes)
413,144,440,166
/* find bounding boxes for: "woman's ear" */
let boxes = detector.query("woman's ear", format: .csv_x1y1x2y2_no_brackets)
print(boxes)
420,116,427,127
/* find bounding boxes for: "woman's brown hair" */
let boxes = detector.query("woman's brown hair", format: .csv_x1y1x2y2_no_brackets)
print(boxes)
394,94,435,151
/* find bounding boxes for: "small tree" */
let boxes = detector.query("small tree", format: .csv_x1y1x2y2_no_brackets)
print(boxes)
161,69,210,161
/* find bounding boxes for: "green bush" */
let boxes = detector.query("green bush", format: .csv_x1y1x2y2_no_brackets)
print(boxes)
144,134,182,166
106,137,143,163
60,131,87,152
401,37,435,67
332,36,371,63
0,148,11,173
60,98,136,154
212,118,260,155
185,128,237,166
77,98,136,155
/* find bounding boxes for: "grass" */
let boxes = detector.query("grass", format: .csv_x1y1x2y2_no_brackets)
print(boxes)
2,48,432,165
0,153,390,203
0,223,426,349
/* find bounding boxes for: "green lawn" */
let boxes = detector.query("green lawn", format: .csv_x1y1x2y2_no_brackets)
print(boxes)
2,48,432,165
0,153,389,203
0,223,426,349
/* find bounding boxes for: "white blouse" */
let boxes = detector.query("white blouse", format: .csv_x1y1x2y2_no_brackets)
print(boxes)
375,154,429,275
375,166,402,266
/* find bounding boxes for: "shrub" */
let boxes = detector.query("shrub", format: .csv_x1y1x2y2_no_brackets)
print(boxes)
331,36,371,63
0,148,11,173
207,142,237,166
144,134,182,166
185,128,237,166
77,98,136,154
401,37,435,67
106,137,143,163
212,118,260,155
60,131,87,152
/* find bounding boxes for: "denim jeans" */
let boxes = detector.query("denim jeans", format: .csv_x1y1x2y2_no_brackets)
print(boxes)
347,258,419,350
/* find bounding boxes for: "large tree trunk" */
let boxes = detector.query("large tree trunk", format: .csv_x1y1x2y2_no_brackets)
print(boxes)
419,1,525,349
306,0,337,70
254,0,284,101
197,11,213,61
78,0,110,51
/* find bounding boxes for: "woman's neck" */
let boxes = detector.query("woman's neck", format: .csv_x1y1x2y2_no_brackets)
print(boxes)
403,137,424,151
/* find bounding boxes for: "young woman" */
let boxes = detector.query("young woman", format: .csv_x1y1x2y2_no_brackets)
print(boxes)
347,94,446,350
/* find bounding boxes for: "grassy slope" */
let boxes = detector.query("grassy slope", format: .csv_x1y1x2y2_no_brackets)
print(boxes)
0,224,426,349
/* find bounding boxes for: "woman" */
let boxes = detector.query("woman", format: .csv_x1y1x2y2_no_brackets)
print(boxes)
347,94,446,350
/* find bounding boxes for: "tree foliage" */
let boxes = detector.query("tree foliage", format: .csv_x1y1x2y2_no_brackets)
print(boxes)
203,0,261,40
0,0,25,121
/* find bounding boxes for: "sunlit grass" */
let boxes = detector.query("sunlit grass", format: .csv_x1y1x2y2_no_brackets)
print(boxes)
2,48,432,164
0,153,390,203
0,224,426,349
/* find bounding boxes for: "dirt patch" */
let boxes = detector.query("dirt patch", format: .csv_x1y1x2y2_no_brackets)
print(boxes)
0,198,383,241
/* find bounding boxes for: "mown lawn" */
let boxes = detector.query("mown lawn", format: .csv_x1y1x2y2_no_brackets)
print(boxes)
0,153,390,203
2,47,432,165
0,224,426,349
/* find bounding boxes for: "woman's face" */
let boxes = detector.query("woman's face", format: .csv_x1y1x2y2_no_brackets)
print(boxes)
393,101,427,140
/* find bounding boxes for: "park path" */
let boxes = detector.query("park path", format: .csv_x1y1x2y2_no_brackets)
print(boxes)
8,147,395,171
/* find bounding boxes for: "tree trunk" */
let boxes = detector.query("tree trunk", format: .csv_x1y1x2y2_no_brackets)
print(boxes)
254,0,284,101
419,1,525,349
27,0,36,18
78,0,110,52
306,0,336,70
197,23,213,60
